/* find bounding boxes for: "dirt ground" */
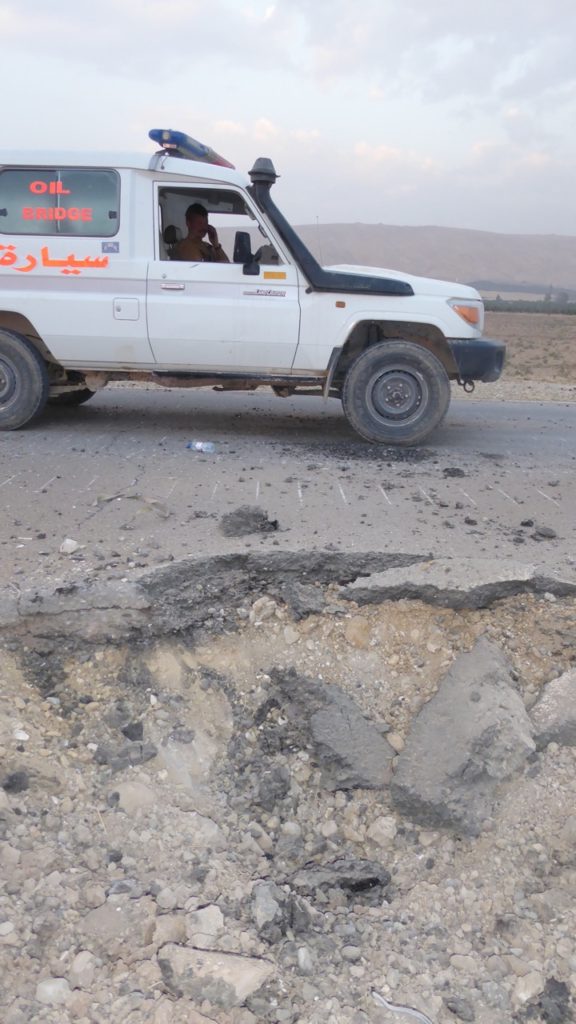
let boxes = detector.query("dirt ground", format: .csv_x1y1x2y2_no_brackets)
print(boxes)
485,312,576,384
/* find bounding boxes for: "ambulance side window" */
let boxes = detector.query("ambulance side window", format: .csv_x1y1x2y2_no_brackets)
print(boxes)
157,186,282,264
0,168,120,236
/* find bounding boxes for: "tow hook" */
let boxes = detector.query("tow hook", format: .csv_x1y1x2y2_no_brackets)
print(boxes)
458,378,475,394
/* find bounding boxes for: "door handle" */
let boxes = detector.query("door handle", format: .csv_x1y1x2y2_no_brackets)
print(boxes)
161,282,186,290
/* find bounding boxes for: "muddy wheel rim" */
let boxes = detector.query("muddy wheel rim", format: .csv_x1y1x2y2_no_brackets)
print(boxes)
366,365,428,423
0,357,17,405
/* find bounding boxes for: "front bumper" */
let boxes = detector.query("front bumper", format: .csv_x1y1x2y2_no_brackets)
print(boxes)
447,338,506,383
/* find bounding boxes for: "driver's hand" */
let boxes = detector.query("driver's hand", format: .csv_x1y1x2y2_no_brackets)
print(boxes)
206,224,219,246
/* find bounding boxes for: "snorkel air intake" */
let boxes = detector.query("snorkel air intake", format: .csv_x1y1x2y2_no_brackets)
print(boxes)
247,158,413,297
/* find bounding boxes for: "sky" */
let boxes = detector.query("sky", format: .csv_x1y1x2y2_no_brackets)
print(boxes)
1,0,576,235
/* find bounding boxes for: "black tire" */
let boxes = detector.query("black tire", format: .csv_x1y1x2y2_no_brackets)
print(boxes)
49,387,96,407
341,340,451,446
0,330,50,431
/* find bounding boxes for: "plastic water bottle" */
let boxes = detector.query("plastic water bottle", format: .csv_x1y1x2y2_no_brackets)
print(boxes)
186,440,216,453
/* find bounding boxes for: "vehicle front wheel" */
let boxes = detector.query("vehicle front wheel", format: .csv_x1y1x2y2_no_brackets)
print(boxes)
341,340,451,446
0,330,49,430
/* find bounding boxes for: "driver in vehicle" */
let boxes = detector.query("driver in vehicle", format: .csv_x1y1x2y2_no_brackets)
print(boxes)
173,202,230,262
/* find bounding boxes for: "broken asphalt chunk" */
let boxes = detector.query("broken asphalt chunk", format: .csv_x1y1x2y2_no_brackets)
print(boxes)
391,639,535,835
342,558,576,610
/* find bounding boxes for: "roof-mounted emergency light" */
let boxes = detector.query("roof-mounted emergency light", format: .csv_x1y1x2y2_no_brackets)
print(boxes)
148,129,235,169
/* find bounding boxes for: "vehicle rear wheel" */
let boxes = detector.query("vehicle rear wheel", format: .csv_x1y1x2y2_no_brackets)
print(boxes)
341,340,451,445
49,387,96,407
0,330,49,430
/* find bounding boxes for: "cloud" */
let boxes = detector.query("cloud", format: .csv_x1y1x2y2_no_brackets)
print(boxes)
281,0,576,109
501,106,554,148
4,0,575,121
290,128,320,141
462,138,559,188
0,0,293,75
240,3,277,22
253,118,279,140
210,118,282,142
213,120,247,137
353,141,439,172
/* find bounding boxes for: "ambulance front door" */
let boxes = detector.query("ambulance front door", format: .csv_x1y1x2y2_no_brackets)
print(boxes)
146,184,301,372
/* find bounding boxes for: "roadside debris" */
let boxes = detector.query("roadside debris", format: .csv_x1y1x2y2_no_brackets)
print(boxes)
186,440,217,453
219,504,279,537
372,989,434,1024
59,537,81,555
91,491,171,519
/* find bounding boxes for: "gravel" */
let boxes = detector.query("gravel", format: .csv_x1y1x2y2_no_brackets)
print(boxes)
0,567,575,1023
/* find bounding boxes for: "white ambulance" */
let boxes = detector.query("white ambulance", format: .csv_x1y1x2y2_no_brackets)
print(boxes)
0,129,504,445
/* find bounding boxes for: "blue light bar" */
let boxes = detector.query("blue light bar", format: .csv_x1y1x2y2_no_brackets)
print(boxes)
149,129,235,169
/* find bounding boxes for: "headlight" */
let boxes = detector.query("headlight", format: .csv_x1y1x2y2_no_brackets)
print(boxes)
448,300,484,330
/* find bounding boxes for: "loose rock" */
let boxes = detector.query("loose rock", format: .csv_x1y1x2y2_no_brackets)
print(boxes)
36,978,72,1006
158,946,274,1008
530,669,576,748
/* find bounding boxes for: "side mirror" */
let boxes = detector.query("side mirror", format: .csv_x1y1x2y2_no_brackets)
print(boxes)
243,260,260,276
233,230,261,275
233,230,252,264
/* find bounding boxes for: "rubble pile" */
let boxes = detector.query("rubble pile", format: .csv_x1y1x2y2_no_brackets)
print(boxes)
0,561,575,1024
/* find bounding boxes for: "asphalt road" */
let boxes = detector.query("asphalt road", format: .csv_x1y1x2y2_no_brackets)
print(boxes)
1,385,574,591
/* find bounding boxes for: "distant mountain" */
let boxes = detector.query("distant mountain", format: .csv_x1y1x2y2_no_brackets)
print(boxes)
294,223,576,293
